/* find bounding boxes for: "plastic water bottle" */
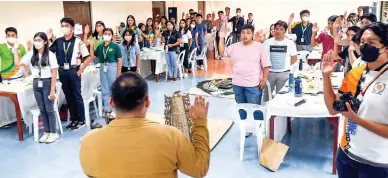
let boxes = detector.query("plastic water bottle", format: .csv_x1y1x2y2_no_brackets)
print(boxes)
295,76,303,97
288,73,294,93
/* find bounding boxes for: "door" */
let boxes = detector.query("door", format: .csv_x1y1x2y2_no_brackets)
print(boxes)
63,1,92,38
152,1,166,21
198,1,206,15
152,8,161,20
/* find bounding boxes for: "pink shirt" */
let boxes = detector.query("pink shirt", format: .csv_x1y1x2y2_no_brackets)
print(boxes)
225,42,271,87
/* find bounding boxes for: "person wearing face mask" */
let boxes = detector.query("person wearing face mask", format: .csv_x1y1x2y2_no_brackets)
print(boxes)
190,20,198,53
119,29,140,73
48,17,92,130
322,22,388,178
0,27,27,80
263,20,297,102
120,15,140,42
215,11,227,59
288,10,313,52
179,19,192,77
228,8,245,44
83,21,106,64
90,28,122,114
14,32,60,143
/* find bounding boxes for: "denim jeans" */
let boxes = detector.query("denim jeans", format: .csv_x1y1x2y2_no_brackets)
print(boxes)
33,78,57,133
100,63,118,112
233,85,263,120
165,51,177,78
337,148,388,178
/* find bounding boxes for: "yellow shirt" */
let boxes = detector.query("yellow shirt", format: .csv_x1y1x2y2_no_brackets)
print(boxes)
80,117,210,178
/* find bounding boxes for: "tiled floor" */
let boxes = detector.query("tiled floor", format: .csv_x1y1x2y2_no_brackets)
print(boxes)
0,58,337,178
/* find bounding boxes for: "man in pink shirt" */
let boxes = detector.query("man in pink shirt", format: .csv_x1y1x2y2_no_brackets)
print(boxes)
220,24,271,105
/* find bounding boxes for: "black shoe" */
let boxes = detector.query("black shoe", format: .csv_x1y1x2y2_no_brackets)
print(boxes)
1,124,12,128
71,121,86,130
91,122,103,129
66,121,78,130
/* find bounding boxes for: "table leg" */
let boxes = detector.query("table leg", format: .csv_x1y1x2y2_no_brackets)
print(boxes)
269,116,275,140
155,74,159,83
328,117,339,175
8,95,23,141
287,117,292,133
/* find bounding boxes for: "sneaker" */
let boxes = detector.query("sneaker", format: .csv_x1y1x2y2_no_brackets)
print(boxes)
71,121,86,130
39,132,50,143
91,122,103,129
45,133,59,144
184,73,188,78
200,66,204,70
245,132,253,137
66,121,78,130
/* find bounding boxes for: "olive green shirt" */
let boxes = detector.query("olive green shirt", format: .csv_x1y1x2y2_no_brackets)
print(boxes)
94,42,122,63
88,35,103,50
0,43,26,78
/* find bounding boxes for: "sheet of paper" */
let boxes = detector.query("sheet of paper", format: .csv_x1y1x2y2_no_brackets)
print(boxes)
74,23,83,35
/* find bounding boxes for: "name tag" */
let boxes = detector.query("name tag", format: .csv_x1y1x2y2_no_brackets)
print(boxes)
165,45,169,52
234,28,237,31
301,38,304,43
38,81,43,88
103,65,108,73
64,63,70,70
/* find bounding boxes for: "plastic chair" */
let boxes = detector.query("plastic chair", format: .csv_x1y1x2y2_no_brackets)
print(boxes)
189,48,198,76
166,50,186,81
214,39,220,59
225,36,233,47
195,46,208,72
30,83,63,142
237,80,272,161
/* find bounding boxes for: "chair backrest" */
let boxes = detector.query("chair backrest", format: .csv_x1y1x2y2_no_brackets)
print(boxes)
226,36,233,46
81,70,99,101
197,46,207,59
264,80,272,103
188,48,197,63
177,50,186,65
54,82,63,107
213,39,219,55
236,103,267,122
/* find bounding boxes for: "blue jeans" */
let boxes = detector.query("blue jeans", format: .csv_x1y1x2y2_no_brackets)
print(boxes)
337,148,388,178
165,51,177,78
33,79,57,133
233,85,263,120
100,63,118,112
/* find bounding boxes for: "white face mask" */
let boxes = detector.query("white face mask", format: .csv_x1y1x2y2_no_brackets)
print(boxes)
237,12,241,16
302,16,309,22
190,24,195,29
34,42,44,49
103,35,112,41
61,27,71,35
124,36,132,42
7,37,16,44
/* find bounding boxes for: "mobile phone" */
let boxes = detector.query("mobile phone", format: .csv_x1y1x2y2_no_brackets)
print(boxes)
294,98,306,107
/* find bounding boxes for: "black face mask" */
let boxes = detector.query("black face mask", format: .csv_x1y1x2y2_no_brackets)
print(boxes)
360,44,384,63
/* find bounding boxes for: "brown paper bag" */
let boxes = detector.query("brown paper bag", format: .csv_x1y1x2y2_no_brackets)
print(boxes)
259,138,289,172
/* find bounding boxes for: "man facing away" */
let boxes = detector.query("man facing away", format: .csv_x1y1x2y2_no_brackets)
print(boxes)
80,72,210,178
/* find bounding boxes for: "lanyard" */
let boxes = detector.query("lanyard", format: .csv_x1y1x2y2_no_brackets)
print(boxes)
126,45,131,61
103,46,110,62
38,59,42,78
63,42,72,63
301,24,308,37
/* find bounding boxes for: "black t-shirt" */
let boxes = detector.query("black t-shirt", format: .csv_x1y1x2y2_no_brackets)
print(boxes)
162,31,182,52
338,46,360,75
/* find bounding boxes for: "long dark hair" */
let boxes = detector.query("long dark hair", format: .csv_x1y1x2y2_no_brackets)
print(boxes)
92,21,105,38
31,32,49,67
167,21,176,33
146,18,153,30
269,24,275,39
179,19,189,34
126,15,137,29
160,16,168,25
122,29,136,46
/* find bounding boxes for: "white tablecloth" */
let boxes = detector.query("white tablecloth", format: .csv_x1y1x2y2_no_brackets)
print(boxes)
266,72,344,141
140,49,166,76
307,50,322,60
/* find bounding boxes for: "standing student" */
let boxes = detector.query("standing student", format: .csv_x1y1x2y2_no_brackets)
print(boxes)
204,14,214,34
228,8,245,44
179,19,192,77
138,23,147,48
160,16,168,32
16,32,59,143
263,20,297,101
215,11,227,59
120,15,140,39
145,18,155,46
311,15,342,58
322,22,388,178
114,22,125,44
162,21,182,82
246,13,255,27
288,10,313,52
49,17,92,130
195,14,207,69
190,20,198,52
0,27,27,79
119,29,140,73
220,24,271,105
83,21,106,64
90,28,122,113
360,13,377,27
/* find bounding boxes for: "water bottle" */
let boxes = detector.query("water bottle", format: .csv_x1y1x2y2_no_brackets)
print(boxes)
295,76,303,97
288,73,294,93
135,35,139,44
298,59,303,71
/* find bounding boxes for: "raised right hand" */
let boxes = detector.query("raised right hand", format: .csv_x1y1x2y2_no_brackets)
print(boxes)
312,23,319,33
321,50,338,75
288,13,294,25
189,96,209,120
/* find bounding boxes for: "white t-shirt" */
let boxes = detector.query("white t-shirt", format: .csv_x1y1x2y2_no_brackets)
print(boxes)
180,29,192,44
263,37,297,72
21,51,59,78
345,70,388,167
352,57,365,68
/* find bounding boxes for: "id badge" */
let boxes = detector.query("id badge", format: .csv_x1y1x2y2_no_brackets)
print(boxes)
64,63,70,70
103,64,108,73
38,81,43,88
77,58,81,65
165,45,168,52
301,38,304,43
234,28,237,31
